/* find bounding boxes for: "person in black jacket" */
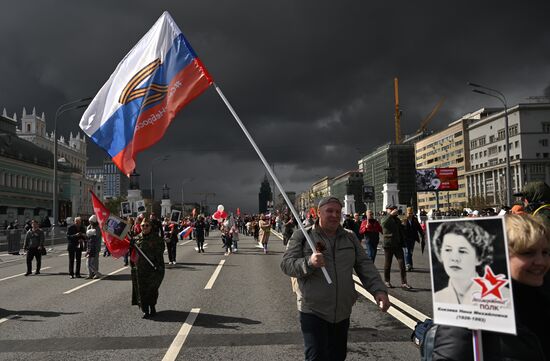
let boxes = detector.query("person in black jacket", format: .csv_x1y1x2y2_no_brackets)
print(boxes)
402,207,424,271
430,214,550,361
23,220,45,276
67,217,86,278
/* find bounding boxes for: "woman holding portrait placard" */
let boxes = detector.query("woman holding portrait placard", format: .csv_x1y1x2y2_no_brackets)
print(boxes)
131,217,165,319
429,214,550,361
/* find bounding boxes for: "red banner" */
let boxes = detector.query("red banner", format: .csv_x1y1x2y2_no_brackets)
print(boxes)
90,191,131,258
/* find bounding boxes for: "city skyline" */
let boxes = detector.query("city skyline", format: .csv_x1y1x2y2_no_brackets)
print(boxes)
1,1,550,212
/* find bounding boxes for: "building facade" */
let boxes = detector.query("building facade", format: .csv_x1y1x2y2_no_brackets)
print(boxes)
413,109,497,211
86,159,129,199
15,107,87,174
0,112,99,224
358,143,416,213
330,171,365,214
466,103,550,206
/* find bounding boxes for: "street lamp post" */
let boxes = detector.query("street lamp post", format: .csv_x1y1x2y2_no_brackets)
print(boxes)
52,97,92,239
149,155,170,211
468,82,512,206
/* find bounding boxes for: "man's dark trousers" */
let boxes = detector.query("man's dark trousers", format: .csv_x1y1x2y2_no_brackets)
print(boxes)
300,312,350,361
26,248,41,273
68,248,82,276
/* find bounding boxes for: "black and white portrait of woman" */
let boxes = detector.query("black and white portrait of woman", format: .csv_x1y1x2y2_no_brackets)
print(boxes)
429,218,510,305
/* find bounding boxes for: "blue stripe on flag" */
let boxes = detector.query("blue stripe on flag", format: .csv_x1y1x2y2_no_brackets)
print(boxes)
91,34,198,156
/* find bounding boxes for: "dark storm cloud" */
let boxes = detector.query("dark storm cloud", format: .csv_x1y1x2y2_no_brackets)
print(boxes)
2,0,550,212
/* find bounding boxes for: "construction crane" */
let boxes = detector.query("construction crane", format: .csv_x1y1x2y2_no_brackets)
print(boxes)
394,77,402,144
416,97,445,134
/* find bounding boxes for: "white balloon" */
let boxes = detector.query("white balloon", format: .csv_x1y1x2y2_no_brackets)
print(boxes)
217,204,224,212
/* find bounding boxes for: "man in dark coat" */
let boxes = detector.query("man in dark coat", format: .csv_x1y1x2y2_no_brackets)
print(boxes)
67,217,86,278
23,220,45,276
380,205,410,289
401,207,424,271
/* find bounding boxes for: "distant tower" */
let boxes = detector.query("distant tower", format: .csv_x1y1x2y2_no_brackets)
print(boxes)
258,175,273,214
161,184,171,218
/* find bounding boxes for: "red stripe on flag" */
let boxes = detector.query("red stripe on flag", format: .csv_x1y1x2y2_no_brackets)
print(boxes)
112,59,212,175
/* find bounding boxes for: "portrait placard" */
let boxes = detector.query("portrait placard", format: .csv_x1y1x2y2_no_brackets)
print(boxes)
135,200,146,214
103,214,130,240
427,217,516,334
170,210,181,224
121,201,132,216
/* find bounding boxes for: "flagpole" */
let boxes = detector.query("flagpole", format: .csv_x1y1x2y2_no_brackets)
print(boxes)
132,244,157,270
214,83,332,285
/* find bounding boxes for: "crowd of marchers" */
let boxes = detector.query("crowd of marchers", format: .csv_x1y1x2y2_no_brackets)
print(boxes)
16,181,550,360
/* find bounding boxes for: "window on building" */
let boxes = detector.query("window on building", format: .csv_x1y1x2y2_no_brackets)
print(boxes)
489,135,495,143
543,122,550,133
498,129,505,140
479,137,486,146
540,139,548,147
509,124,518,136
498,146,502,152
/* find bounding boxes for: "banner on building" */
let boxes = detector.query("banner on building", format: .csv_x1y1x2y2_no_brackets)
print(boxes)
416,168,458,192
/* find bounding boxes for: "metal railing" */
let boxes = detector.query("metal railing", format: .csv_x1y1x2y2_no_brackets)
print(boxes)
0,227,68,253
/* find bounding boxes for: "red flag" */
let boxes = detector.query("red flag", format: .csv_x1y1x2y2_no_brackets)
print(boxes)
90,191,130,258
236,208,241,216
309,207,317,218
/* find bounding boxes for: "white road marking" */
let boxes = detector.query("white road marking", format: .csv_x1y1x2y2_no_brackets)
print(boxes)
58,253,68,257
162,308,200,361
63,266,128,294
352,275,429,322
0,314,19,325
354,283,417,329
178,240,194,246
0,267,52,282
204,259,225,290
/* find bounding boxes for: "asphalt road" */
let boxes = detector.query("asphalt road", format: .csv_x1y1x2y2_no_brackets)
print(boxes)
0,230,433,360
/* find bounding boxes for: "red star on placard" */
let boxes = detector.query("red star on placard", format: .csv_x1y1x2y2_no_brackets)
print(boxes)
473,266,508,299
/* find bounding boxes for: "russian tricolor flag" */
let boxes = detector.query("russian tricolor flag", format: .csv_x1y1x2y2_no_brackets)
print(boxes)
80,11,212,175
178,226,193,239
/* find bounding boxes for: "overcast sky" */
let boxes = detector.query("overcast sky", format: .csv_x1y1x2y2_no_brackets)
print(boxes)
1,0,550,213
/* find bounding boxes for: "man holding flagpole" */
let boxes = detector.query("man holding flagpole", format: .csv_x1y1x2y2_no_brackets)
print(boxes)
281,197,390,361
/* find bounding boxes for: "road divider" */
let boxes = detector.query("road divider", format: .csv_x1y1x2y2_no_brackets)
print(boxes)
63,266,128,294
162,308,200,361
204,259,225,290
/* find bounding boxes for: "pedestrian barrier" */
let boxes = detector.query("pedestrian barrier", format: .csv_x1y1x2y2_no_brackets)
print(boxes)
0,227,68,253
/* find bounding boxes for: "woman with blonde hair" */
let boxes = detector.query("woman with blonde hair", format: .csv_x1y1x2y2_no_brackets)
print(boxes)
430,214,550,360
